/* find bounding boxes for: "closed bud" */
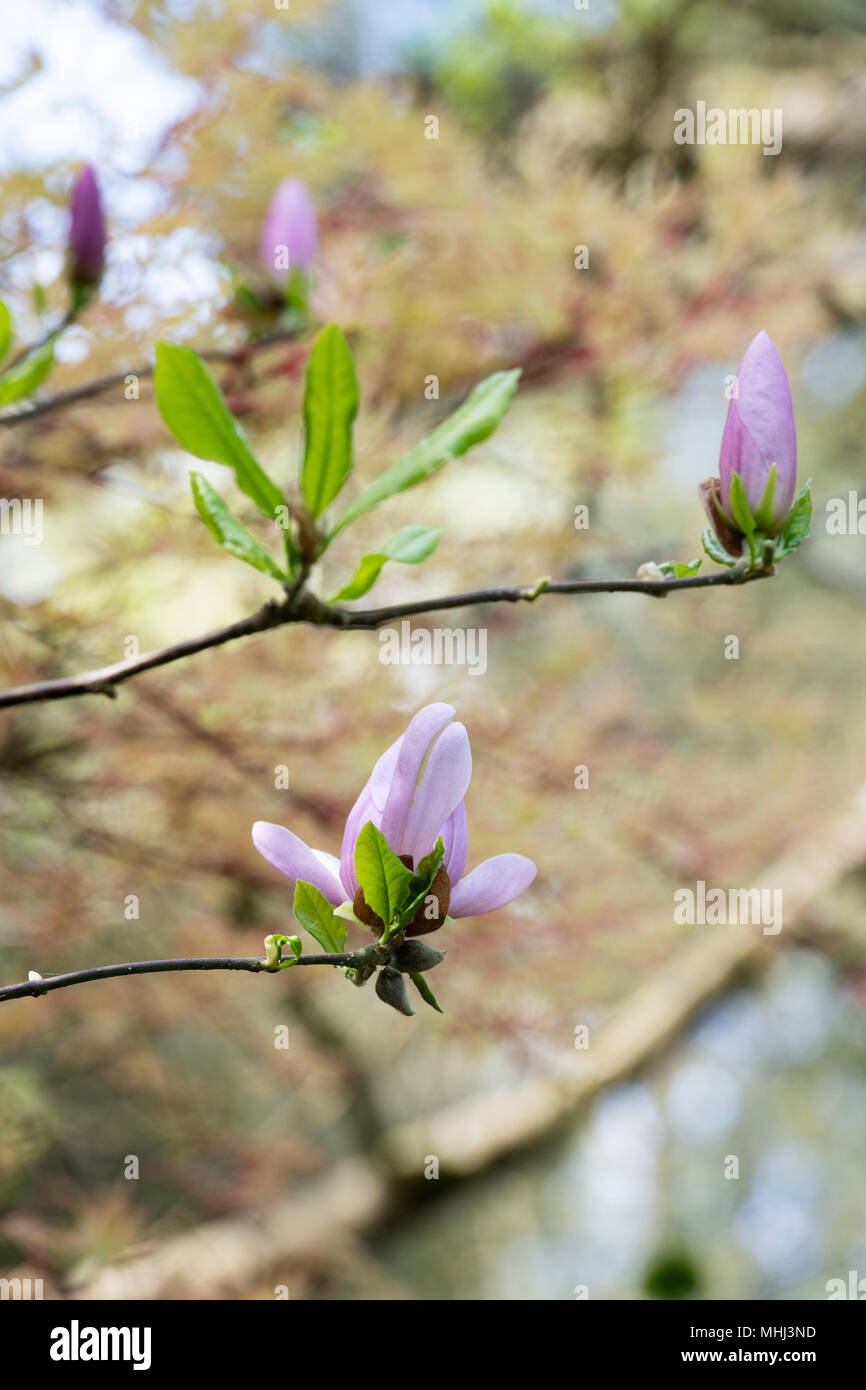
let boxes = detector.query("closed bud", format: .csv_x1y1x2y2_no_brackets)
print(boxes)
713,330,797,538
259,178,318,283
68,165,106,288
391,939,445,973
375,966,414,1016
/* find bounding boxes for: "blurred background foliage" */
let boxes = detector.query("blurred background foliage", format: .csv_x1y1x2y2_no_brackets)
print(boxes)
1,0,866,1298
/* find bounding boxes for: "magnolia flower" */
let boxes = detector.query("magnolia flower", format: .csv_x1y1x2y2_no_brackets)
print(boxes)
68,165,106,287
259,177,318,281
253,703,536,934
700,330,797,554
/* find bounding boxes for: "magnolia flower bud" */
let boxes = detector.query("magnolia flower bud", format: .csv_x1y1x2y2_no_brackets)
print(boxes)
68,165,106,288
391,940,445,973
375,966,415,1016
703,331,797,547
259,178,318,283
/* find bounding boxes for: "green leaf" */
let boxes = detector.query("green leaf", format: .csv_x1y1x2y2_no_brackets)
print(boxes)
330,368,521,540
328,524,443,602
0,340,54,407
190,472,286,580
414,836,445,885
300,325,359,518
354,821,414,929
0,301,13,365
293,881,348,954
658,558,702,578
399,835,446,926
775,479,812,559
410,972,444,1013
701,527,737,568
154,341,284,521
751,463,778,534
727,472,755,537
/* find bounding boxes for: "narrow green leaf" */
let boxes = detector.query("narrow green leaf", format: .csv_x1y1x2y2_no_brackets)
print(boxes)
328,524,443,602
751,463,778,534
300,325,359,518
293,881,347,954
330,368,521,540
354,821,413,928
190,472,286,580
0,340,54,407
154,341,284,521
410,972,444,1013
0,301,13,365
701,527,737,568
727,472,755,537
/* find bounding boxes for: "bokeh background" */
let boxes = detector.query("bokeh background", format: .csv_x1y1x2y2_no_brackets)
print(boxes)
2,0,866,1300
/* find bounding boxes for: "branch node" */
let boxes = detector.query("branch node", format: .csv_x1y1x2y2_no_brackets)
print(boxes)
522,576,551,602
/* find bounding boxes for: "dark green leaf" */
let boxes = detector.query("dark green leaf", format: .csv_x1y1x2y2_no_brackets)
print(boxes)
154,342,284,521
330,368,521,540
293,881,347,954
190,472,286,580
410,972,444,1013
354,822,413,929
300,325,359,518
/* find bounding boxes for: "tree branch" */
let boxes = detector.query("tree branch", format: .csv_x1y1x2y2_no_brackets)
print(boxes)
0,950,359,1004
0,327,305,429
0,564,770,710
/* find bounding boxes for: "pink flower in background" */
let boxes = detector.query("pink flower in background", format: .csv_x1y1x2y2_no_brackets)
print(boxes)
259,177,318,281
253,703,536,932
68,165,106,287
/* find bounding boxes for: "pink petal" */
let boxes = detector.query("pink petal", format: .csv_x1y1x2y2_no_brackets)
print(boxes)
449,854,537,918
370,734,403,811
339,785,377,898
252,821,344,904
443,801,469,883
401,722,472,864
380,703,456,853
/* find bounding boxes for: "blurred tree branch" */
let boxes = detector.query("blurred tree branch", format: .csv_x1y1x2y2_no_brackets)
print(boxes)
0,326,305,430
0,564,771,710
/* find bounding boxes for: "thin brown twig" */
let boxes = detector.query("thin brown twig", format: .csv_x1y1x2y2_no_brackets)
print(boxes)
0,950,358,1004
0,326,305,429
0,565,770,711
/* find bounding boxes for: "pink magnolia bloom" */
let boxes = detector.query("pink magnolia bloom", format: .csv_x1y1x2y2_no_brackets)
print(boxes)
701,331,797,551
252,703,536,928
68,165,106,287
259,178,318,281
